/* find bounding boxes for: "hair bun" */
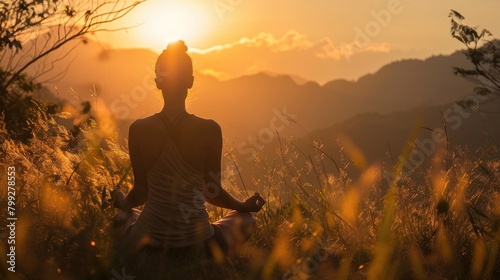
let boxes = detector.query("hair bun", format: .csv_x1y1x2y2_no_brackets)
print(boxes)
165,40,188,54
155,40,193,80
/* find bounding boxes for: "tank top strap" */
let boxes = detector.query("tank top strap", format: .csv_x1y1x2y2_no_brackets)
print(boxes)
155,111,190,135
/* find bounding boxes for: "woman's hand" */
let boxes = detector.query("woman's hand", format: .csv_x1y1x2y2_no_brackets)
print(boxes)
242,192,265,212
113,209,131,228
112,189,127,209
111,189,134,228
113,208,141,239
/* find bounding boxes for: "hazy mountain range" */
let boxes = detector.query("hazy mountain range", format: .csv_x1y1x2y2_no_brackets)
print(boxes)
24,38,499,174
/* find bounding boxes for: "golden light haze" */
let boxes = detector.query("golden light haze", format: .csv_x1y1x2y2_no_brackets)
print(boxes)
92,0,500,83
126,1,213,50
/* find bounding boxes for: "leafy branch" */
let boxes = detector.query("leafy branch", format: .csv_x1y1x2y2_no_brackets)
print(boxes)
449,10,500,109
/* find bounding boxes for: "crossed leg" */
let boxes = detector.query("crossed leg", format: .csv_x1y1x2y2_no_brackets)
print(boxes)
208,210,256,255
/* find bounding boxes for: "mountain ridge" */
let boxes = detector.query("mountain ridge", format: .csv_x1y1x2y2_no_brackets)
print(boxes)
17,37,481,147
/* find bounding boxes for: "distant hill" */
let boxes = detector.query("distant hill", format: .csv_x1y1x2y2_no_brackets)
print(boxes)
189,52,475,142
305,102,500,165
231,101,500,183
22,37,483,149
14,36,499,183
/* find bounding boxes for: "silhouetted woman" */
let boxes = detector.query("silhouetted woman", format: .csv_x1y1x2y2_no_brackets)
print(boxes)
113,40,264,278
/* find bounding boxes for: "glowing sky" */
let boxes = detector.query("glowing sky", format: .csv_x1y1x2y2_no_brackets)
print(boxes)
95,0,500,83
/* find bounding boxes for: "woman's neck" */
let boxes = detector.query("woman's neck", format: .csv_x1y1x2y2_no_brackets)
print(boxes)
161,92,187,121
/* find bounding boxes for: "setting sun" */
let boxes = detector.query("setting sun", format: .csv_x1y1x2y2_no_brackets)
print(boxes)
132,1,211,51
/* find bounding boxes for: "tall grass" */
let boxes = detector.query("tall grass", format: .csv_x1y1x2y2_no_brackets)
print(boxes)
231,134,500,280
1,102,499,279
0,103,130,279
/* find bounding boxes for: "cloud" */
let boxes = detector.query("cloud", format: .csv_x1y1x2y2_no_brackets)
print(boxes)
198,68,231,80
314,37,391,60
188,30,414,84
189,30,311,54
190,30,391,59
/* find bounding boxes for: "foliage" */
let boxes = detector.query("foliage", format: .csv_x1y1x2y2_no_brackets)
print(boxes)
449,10,500,109
0,0,144,143
2,105,499,279
232,135,500,279
0,96,133,279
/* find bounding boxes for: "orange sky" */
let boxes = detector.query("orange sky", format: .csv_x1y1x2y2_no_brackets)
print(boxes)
95,0,500,83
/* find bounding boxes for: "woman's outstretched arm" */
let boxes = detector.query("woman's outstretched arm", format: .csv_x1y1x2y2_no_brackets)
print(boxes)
203,120,264,212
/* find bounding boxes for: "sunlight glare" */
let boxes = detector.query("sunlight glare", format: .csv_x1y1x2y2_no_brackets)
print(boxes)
134,1,210,51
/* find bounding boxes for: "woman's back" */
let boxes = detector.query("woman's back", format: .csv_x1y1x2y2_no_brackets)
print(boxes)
130,112,219,173
127,112,219,247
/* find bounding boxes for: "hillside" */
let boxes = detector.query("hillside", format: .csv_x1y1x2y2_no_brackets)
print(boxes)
23,39,479,146
305,102,500,165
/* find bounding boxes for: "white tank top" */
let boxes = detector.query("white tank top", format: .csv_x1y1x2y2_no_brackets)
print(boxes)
128,112,214,248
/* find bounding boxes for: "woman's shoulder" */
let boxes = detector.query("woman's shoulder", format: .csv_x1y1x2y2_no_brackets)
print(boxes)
129,113,221,136
188,114,221,132
129,114,163,133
